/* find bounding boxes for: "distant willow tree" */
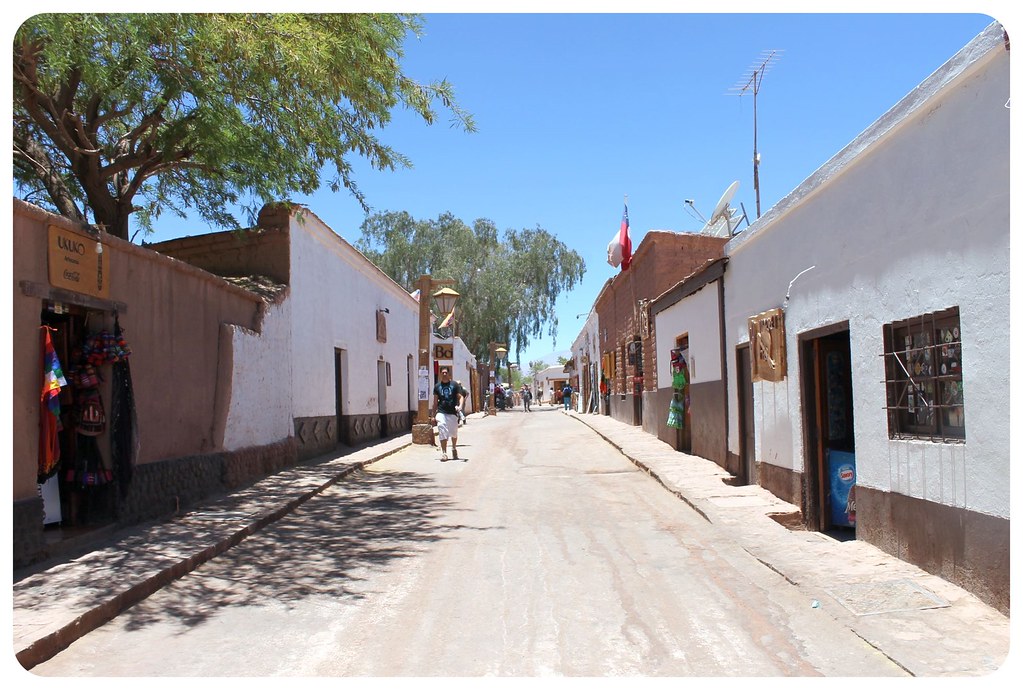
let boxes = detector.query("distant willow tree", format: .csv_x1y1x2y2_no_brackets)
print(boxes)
356,211,586,363
13,13,474,241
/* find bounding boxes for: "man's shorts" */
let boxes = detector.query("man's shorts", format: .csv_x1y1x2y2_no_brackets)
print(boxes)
436,412,459,441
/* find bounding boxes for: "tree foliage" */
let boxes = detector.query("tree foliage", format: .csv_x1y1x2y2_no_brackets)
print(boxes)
528,359,549,378
13,13,475,240
356,211,586,363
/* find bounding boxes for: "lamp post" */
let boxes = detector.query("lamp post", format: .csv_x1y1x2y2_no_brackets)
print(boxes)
488,341,507,415
412,275,459,445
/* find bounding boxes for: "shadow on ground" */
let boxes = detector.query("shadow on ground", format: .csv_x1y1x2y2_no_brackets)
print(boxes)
113,467,501,632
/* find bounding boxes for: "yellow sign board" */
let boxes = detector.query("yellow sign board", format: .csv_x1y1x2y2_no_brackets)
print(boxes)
433,343,454,360
47,225,109,299
748,307,786,382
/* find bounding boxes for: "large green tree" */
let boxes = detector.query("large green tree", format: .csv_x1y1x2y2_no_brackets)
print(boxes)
356,211,585,363
13,13,475,240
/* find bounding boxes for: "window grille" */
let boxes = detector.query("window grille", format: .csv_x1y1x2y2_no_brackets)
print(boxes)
881,307,965,442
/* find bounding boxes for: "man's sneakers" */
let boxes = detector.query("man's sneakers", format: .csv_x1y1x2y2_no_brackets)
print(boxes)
441,450,449,462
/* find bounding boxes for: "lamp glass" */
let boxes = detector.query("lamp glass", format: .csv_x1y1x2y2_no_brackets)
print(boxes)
432,287,459,316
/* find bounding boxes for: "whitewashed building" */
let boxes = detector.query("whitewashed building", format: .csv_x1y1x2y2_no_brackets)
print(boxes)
722,23,1009,612
533,364,570,406
153,204,421,459
569,309,601,413
650,257,729,471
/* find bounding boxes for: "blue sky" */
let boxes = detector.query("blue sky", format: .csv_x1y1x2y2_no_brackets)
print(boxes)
133,10,1001,368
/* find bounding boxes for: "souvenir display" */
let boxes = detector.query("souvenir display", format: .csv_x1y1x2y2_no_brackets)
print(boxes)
666,397,685,429
39,326,67,481
667,348,690,429
110,315,139,494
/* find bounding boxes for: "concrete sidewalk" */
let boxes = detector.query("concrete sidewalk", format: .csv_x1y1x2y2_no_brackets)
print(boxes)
13,433,413,670
12,410,1012,676
565,409,1011,677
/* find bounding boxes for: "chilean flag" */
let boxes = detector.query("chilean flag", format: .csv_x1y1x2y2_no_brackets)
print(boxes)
607,203,633,271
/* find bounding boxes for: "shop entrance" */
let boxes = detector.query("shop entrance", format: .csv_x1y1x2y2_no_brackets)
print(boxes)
671,335,692,453
801,327,857,537
735,343,756,486
39,303,118,545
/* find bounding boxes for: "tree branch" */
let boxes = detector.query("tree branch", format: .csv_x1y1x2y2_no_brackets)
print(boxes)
13,132,85,222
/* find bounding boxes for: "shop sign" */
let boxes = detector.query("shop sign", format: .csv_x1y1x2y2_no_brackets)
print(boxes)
433,342,453,360
48,225,109,299
748,307,786,382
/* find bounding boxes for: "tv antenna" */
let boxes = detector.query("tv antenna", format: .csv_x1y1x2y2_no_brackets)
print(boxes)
728,49,783,219
686,181,748,237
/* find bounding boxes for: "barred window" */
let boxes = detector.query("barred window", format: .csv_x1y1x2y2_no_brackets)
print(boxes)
882,307,965,442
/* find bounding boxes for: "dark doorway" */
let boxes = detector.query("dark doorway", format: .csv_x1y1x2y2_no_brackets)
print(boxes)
39,303,117,545
801,328,856,536
377,360,388,439
675,334,692,453
736,344,756,486
335,349,348,446
630,338,643,425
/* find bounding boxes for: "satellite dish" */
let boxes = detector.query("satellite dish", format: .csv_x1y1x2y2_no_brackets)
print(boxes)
710,180,739,223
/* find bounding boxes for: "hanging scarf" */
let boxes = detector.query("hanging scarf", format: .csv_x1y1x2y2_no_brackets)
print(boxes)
39,326,67,481
110,314,139,495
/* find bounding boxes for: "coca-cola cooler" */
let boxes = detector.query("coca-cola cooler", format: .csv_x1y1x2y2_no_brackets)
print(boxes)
827,449,856,528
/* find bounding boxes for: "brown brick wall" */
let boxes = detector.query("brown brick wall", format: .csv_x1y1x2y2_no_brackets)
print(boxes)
596,232,726,399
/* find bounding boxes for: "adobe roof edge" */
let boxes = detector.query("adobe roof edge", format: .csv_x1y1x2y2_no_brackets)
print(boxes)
725,21,1006,256
650,256,728,315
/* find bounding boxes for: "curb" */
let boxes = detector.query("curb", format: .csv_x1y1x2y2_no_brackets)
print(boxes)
15,441,411,670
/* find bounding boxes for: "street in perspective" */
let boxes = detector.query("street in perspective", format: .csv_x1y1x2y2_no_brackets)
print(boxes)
11,13,1012,684
19,406,1008,677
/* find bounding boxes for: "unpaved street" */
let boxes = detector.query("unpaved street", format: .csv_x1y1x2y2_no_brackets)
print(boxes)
33,407,905,677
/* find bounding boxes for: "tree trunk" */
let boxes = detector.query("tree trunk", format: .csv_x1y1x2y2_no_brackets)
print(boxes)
83,187,132,240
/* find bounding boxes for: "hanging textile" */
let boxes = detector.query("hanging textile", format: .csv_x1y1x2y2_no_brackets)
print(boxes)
66,434,113,487
670,348,689,390
110,314,139,495
667,348,691,429
82,328,132,366
39,326,67,481
666,396,685,429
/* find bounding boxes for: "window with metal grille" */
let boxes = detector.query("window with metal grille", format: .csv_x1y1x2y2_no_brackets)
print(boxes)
882,307,965,442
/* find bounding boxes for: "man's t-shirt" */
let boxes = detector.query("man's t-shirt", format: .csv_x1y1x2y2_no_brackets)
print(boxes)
434,380,460,414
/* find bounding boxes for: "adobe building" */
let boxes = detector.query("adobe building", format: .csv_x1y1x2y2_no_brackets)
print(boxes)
595,230,727,427
722,23,1009,612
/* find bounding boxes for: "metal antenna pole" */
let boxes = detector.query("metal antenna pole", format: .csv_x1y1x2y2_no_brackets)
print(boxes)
728,50,782,219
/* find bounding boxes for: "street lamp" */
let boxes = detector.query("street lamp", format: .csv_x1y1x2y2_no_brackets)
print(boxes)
412,275,459,445
488,341,507,415
432,287,459,320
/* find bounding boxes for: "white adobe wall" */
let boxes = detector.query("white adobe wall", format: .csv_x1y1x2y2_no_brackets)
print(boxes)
654,282,722,389
569,312,600,411
222,298,293,450
288,212,419,419
534,365,567,399
723,25,1008,517
451,337,478,412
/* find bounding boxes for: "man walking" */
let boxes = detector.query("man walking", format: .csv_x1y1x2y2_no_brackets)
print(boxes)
433,367,463,461
562,383,573,411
